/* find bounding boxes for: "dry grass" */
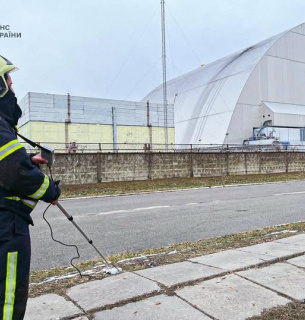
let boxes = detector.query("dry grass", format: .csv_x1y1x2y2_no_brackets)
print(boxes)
60,172,305,198
247,302,305,320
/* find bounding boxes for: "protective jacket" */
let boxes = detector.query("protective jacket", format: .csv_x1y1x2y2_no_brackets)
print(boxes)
0,90,60,225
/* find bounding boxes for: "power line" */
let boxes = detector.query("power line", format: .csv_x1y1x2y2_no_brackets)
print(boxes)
165,3,201,65
175,110,232,124
124,56,162,100
104,4,160,97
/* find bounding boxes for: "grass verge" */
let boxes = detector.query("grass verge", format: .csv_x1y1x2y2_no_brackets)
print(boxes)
60,172,305,198
30,221,305,298
248,302,305,320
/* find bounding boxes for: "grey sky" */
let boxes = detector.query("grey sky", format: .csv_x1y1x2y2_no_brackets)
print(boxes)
2,0,305,102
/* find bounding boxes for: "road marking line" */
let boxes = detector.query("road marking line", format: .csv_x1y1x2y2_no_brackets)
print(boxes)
132,205,171,211
97,209,129,215
273,191,305,196
97,205,171,216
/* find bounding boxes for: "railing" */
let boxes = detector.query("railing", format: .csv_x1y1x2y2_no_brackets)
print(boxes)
19,142,305,153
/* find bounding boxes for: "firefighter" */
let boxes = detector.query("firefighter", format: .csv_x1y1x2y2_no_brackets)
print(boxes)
0,55,60,319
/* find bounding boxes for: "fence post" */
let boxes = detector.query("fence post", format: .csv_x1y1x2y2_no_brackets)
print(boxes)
147,152,152,179
244,152,247,174
97,152,102,183
285,151,289,173
112,107,118,152
190,146,194,177
226,151,229,176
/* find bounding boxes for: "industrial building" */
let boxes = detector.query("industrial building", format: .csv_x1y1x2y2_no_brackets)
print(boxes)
19,23,305,151
18,92,174,152
144,23,305,148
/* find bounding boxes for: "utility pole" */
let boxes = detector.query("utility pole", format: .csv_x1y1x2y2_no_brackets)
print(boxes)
161,0,168,151
65,93,71,152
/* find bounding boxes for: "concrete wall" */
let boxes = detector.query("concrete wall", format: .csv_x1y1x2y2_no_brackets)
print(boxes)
44,151,305,185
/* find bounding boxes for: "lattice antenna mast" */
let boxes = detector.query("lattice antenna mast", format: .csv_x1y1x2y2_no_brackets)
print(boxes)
161,0,168,150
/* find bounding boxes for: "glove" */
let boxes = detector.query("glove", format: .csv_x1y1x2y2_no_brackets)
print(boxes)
52,180,61,205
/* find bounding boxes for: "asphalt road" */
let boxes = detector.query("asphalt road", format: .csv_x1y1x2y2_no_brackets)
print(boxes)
30,180,305,270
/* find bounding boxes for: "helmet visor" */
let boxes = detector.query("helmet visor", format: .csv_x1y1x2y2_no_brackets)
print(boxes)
7,66,19,74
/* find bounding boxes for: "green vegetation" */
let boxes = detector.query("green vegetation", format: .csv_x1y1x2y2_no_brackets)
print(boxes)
60,172,305,198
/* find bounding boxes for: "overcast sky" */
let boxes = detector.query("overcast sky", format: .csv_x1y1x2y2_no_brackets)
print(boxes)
2,0,305,102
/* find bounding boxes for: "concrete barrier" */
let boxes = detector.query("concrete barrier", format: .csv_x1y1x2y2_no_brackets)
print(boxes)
44,152,305,185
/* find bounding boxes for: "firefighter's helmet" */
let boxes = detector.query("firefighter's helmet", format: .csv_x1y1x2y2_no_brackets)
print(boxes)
0,55,18,97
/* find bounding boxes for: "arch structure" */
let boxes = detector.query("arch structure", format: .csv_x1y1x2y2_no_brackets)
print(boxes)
143,23,305,146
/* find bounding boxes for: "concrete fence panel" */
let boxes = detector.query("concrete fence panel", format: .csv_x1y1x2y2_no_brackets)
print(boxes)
45,152,305,185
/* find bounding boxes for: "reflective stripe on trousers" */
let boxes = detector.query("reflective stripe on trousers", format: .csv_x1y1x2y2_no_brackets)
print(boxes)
0,211,31,320
3,252,17,320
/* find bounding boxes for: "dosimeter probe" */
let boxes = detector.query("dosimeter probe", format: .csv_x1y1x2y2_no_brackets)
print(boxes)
41,145,55,168
56,202,122,275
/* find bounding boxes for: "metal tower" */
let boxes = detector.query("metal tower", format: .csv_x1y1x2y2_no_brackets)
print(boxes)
161,0,168,150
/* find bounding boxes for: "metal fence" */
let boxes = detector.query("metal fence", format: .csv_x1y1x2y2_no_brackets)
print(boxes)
20,142,305,153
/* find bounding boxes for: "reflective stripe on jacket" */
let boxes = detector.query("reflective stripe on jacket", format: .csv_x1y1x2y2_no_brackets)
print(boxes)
0,116,60,224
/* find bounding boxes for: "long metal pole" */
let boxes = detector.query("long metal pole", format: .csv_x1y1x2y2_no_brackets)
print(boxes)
161,0,168,151
56,202,120,272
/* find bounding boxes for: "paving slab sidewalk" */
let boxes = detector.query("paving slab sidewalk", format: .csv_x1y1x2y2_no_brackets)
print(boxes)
176,274,290,320
66,272,160,311
189,249,277,270
25,234,305,320
94,295,211,320
287,254,305,267
134,261,225,287
275,233,305,247
24,294,83,320
238,262,305,301
236,241,304,257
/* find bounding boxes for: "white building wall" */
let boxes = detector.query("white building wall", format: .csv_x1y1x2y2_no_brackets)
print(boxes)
144,29,284,145
225,58,268,143
266,56,305,105
267,29,305,63
19,92,174,128
225,24,305,144
225,103,262,143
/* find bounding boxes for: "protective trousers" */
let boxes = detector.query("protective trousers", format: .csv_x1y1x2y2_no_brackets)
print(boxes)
0,210,31,320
